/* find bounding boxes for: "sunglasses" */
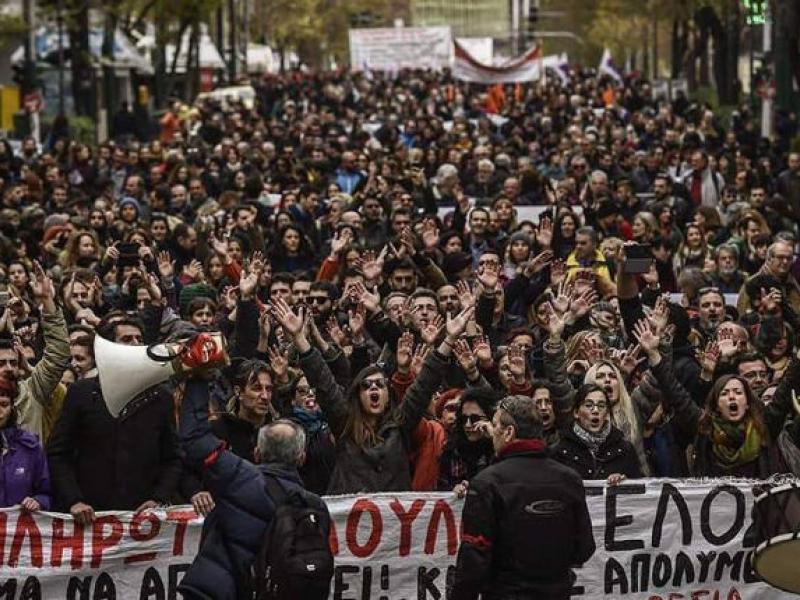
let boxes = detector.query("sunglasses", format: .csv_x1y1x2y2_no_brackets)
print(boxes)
462,413,487,425
359,378,387,391
308,296,330,305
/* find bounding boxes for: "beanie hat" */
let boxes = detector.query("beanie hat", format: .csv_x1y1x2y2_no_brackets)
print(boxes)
119,197,142,217
179,283,218,317
434,388,462,420
508,231,532,247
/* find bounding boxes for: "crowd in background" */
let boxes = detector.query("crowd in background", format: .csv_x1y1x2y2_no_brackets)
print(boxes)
0,66,799,523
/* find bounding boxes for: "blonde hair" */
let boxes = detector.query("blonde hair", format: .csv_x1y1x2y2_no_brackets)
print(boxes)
585,360,649,475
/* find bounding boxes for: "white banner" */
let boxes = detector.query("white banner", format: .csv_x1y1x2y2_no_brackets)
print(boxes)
453,39,541,84
349,27,452,71
0,479,793,599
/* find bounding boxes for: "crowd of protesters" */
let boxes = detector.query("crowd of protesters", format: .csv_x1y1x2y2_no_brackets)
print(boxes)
0,65,799,528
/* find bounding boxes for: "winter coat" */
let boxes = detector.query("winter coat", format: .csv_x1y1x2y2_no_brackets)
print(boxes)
298,346,447,494
178,379,330,600
451,439,596,600
47,378,182,511
0,427,51,509
651,356,797,478
552,426,643,480
14,310,71,443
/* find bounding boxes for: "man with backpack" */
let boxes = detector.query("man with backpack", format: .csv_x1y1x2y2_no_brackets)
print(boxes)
178,377,333,600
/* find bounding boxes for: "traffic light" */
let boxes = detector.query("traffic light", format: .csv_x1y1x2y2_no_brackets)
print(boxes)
526,5,539,35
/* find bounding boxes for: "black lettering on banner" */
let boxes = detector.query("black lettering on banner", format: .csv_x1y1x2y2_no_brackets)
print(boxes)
697,551,717,582
605,484,646,551
445,565,456,598
139,567,165,600
652,553,672,588
67,576,92,599
672,551,696,586
743,551,759,583
713,551,744,582
362,566,372,600
417,567,441,600
93,573,116,600
378,564,390,600
0,580,16,599
629,553,650,592
18,577,40,600
584,485,604,497
604,558,628,594
167,564,189,600
651,483,692,547
333,565,359,600
700,486,745,546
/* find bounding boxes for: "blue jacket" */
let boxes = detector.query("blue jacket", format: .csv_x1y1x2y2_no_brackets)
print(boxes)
178,379,329,600
0,426,51,510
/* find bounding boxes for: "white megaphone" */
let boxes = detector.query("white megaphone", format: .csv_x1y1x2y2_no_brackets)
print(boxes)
94,332,229,418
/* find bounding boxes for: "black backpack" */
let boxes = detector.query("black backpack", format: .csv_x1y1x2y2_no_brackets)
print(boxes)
253,476,334,600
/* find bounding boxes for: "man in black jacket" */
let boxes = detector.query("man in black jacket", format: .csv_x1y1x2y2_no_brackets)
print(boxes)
178,377,330,600
47,317,182,523
452,395,596,600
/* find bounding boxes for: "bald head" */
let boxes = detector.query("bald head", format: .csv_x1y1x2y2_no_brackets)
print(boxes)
256,420,306,465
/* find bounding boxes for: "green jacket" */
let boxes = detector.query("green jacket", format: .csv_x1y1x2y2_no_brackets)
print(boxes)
15,310,71,443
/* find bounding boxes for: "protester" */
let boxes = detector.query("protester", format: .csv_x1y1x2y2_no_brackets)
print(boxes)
451,395,596,599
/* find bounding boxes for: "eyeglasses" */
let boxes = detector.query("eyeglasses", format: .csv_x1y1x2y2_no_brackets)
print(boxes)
581,400,608,411
741,370,768,380
359,378,387,391
462,413,488,425
295,386,314,396
308,296,330,305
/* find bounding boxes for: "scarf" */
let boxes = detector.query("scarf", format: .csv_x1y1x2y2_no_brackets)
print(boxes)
572,420,611,456
710,417,762,468
290,406,326,435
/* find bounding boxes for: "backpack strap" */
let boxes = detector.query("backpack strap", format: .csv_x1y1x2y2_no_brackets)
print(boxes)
264,475,289,506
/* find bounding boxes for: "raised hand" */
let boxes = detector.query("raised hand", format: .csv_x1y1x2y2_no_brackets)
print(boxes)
184,259,205,282
351,281,381,313
569,287,598,320
472,335,493,366
272,298,305,339
400,226,418,256
330,228,353,256
632,319,660,357
326,316,348,348
524,250,553,277
359,248,386,282
699,340,721,376
453,338,477,375
476,261,499,292
157,251,175,280
208,232,230,258
550,260,566,287
617,344,644,377
551,280,572,314
421,221,440,251
455,280,475,309
542,301,566,338
535,217,553,248
267,344,289,383
410,343,430,377
445,306,476,341
239,269,258,300
396,331,414,373
419,313,444,345
582,336,607,363
647,294,670,335
348,301,367,341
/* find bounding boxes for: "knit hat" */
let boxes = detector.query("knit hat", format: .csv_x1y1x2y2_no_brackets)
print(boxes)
179,283,218,317
434,388,462,420
43,213,70,231
508,231,532,247
119,197,142,217
42,224,71,245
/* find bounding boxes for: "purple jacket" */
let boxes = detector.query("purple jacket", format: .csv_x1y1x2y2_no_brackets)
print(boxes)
0,427,51,510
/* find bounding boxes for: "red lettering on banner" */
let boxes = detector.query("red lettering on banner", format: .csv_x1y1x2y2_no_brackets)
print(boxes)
389,499,425,557
50,518,85,569
689,592,709,600
0,511,6,564
727,589,742,600
329,519,339,555
90,516,123,568
424,499,458,556
166,509,196,556
8,513,43,567
124,512,162,564
346,498,383,558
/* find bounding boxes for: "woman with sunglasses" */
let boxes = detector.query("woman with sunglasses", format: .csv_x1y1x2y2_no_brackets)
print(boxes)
272,297,475,494
438,387,498,494
552,383,643,481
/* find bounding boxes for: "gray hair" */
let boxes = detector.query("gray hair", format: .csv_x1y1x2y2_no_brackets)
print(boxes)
436,163,459,182
257,419,307,465
767,240,793,259
477,158,495,173
496,395,542,440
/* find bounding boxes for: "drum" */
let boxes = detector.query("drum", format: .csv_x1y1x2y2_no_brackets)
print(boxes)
752,482,800,593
